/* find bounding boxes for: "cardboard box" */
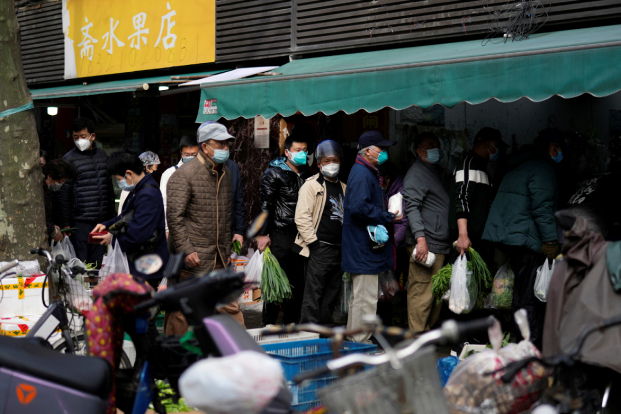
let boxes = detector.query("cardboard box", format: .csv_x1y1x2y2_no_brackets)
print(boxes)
0,275,49,318
239,288,262,305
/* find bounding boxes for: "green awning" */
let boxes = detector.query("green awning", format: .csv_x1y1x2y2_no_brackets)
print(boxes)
30,71,225,100
196,24,621,122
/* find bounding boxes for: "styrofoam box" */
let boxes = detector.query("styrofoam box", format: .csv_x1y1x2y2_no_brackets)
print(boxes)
0,276,49,318
247,328,319,345
0,315,41,337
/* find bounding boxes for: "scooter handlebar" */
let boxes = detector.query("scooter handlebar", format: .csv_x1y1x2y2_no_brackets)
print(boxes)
0,259,19,274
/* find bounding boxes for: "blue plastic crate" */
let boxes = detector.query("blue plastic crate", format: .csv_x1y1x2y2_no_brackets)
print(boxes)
262,339,377,410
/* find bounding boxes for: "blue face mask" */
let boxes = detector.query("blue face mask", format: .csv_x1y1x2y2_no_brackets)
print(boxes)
367,225,389,244
551,149,563,163
370,148,389,165
424,148,440,164
288,150,308,167
208,145,229,164
182,156,195,163
488,143,500,162
118,175,135,191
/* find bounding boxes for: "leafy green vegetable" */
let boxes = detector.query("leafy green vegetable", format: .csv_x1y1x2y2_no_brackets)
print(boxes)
150,380,195,412
432,264,452,304
261,247,292,304
232,240,242,255
468,247,492,292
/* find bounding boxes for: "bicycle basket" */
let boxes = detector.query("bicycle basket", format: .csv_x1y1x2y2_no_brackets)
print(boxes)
58,274,93,315
318,346,450,414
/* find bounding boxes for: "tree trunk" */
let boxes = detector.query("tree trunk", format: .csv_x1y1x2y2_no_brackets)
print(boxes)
0,1,46,261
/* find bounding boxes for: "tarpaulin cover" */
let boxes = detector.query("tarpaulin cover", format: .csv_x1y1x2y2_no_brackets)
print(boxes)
30,71,224,100
196,24,621,122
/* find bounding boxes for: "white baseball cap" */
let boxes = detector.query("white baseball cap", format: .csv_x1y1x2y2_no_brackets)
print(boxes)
197,122,235,143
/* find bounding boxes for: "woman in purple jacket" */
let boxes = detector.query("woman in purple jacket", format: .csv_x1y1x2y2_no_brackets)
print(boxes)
378,161,409,324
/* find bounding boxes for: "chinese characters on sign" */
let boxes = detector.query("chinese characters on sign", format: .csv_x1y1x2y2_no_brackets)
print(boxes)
203,99,218,115
63,0,215,79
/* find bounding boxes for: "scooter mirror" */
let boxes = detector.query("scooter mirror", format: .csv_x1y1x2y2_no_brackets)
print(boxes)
247,210,269,240
135,254,163,275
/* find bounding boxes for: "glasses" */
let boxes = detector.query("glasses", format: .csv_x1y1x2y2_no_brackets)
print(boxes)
72,133,92,141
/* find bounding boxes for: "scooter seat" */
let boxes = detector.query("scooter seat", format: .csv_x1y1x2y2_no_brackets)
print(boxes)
0,335,112,399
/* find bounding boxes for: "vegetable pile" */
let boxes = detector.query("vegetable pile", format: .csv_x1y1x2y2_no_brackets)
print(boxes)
432,264,452,305
150,380,194,412
260,247,292,304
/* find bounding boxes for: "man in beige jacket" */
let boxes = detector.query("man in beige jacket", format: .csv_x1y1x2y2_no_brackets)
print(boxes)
295,140,346,324
166,122,244,334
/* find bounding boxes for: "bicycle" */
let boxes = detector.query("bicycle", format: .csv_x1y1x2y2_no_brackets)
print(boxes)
259,317,493,414
25,247,132,367
499,314,621,414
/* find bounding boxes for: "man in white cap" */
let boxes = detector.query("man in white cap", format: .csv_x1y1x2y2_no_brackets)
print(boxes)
166,122,244,333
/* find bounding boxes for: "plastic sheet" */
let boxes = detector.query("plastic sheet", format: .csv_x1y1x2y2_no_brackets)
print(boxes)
437,356,459,387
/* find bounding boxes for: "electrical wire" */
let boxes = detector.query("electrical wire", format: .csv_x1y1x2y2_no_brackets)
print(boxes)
482,0,550,45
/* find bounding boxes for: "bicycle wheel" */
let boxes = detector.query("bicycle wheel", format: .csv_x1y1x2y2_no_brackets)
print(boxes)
52,333,132,369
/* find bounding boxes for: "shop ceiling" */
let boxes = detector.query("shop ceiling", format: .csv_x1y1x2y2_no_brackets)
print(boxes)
196,24,621,123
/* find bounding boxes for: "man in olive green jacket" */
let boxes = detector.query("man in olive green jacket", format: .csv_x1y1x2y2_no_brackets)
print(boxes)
295,140,346,324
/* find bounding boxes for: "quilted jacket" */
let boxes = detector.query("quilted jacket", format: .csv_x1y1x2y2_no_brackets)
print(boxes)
58,142,116,226
166,152,232,272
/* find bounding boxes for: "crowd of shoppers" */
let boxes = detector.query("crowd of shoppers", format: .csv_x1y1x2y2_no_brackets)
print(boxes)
43,114,604,348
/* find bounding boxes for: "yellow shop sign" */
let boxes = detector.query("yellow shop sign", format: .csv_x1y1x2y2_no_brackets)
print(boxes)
62,0,215,79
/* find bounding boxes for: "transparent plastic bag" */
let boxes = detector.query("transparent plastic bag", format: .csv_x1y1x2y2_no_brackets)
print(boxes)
534,259,555,302
244,250,263,285
50,238,77,261
488,261,515,311
444,311,547,414
98,239,129,280
378,270,399,301
449,255,477,314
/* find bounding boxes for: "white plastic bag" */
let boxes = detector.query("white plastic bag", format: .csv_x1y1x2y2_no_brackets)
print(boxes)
179,351,285,414
449,255,477,314
99,239,129,280
244,250,263,285
534,259,555,302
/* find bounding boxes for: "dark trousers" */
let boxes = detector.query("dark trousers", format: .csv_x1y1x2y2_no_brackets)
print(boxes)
503,245,547,350
262,232,306,325
71,220,106,269
300,244,342,325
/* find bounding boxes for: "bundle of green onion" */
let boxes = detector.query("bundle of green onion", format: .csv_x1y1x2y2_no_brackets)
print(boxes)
431,264,452,305
468,247,492,293
261,247,292,304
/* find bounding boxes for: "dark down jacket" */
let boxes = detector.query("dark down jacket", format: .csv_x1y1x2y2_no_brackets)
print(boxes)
259,157,310,235
58,143,116,227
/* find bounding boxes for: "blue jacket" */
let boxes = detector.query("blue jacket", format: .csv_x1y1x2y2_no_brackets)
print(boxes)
103,174,169,279
226,159,246,236
342,158,394,274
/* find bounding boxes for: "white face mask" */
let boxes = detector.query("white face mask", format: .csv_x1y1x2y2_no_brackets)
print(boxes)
321,163,340,178
75,135,93,151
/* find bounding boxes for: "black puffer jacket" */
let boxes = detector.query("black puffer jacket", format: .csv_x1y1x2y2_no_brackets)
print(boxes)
58,143,116,227
259,157,310,235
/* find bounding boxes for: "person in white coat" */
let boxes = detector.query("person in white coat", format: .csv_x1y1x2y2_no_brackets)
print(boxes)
159,135,200,238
